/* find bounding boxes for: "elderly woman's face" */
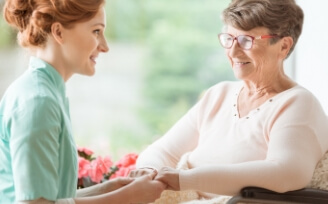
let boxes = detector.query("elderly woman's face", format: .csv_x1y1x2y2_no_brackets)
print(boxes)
224,26,283,81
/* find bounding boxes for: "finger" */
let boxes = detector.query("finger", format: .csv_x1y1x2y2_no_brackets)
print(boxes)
129,170,144,178
152,179,168,190
148,170,158,179
128,170,136,177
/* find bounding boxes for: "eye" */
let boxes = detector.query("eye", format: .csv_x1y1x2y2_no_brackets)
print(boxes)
239,36,252,43
221,35,232,42
93,29,101,35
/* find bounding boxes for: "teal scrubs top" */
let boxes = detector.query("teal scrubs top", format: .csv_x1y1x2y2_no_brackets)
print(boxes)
0,56,78,203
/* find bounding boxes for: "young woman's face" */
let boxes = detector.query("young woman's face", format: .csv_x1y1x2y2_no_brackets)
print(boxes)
61,7,109,78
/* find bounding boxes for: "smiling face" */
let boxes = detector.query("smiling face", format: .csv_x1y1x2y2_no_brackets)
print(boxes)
60,7,109,78
224,26,285,83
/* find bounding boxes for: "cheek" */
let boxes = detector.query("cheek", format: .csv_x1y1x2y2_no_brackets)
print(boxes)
249,50,267,65
225,50,233,64
73,33,96,50
88,38,99,51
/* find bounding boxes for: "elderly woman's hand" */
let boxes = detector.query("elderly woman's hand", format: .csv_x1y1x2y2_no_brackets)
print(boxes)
155,167,180,191
129,167,158,178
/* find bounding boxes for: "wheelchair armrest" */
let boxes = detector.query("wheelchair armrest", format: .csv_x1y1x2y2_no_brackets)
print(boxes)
227,187,328,204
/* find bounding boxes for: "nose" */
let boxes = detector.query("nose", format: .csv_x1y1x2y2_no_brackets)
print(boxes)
99,36,109,53
228,39,243,57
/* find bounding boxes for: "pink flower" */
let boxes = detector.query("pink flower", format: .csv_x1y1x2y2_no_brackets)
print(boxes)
88,156,113,183
76,146,139,188
77,146,94,156
115,153,138,168
111,164,136,178
78,157,91,179
110,153,138,179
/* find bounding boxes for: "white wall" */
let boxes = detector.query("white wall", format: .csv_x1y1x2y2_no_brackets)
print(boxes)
295,0,328,113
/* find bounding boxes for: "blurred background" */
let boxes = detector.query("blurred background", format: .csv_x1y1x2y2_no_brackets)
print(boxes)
0,0,327,160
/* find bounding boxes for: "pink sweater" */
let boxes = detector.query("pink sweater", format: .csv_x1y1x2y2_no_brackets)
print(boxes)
136,81,328,195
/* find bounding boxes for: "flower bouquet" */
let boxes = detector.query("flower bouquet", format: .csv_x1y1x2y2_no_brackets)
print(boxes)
77,146,138,188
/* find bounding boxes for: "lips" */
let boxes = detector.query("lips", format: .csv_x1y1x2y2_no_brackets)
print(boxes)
90,56,97,64
235,62,250,65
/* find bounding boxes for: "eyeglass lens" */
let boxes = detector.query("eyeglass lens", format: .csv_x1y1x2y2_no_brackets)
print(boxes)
219,34,253,50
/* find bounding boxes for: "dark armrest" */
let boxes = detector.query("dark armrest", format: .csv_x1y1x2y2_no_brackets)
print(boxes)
227,187,328,204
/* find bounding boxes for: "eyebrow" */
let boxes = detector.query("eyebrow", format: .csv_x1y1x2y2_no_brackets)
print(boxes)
92,23,105,28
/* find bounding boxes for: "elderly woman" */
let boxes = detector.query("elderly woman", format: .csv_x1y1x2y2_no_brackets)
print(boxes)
130,0,328,202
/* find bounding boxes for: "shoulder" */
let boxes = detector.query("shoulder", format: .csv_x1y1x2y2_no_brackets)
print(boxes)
269,85,328,152
6,68,59,100
268,85,327,129
197,81,241,106
0,70,61,118
209,80,242,91
276,85,323,111
0,89,62,142
191,81,241,115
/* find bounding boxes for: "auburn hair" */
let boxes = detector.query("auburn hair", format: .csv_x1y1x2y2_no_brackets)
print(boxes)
3,0,105,47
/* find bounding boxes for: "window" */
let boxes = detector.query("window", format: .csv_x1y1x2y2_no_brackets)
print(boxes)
294,0,328,113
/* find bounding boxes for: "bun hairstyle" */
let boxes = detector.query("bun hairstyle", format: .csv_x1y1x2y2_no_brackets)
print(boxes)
3,0,105,47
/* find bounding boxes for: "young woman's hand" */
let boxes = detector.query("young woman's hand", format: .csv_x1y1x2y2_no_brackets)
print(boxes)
76,177,134,198
125,171,166,203
102,177,134,193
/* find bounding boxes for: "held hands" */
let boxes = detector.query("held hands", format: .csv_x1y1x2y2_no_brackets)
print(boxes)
129,167,157,177
126,171,166,204
155,167,180,191
130,166,181,191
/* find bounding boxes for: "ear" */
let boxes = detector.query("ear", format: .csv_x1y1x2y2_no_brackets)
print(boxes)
51,22,65,44
279,36,293,59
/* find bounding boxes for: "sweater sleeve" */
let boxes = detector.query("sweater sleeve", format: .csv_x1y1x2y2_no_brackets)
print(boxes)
136,103,200,170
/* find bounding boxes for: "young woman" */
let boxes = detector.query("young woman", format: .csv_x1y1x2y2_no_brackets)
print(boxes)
0,0,165,203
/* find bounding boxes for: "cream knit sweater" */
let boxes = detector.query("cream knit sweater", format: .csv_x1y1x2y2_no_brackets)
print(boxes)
137,81,328,202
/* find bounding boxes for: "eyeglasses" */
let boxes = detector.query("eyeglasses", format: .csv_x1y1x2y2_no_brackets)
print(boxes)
218,33,280,50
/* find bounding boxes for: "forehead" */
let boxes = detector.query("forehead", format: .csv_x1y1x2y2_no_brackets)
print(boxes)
225,26,270,36
72,7,106,28
85,7,106,25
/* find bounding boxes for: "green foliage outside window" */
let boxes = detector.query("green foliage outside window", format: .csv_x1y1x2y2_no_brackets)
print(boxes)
105,0,234,147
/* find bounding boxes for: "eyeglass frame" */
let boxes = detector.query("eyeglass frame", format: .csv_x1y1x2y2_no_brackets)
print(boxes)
218,33,280,50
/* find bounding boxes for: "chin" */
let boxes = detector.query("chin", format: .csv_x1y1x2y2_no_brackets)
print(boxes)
84,66,96,76
86,71,96,76
232,70,242,79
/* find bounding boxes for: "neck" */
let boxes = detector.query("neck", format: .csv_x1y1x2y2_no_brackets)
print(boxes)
34,37,72,82
242,74,295,98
